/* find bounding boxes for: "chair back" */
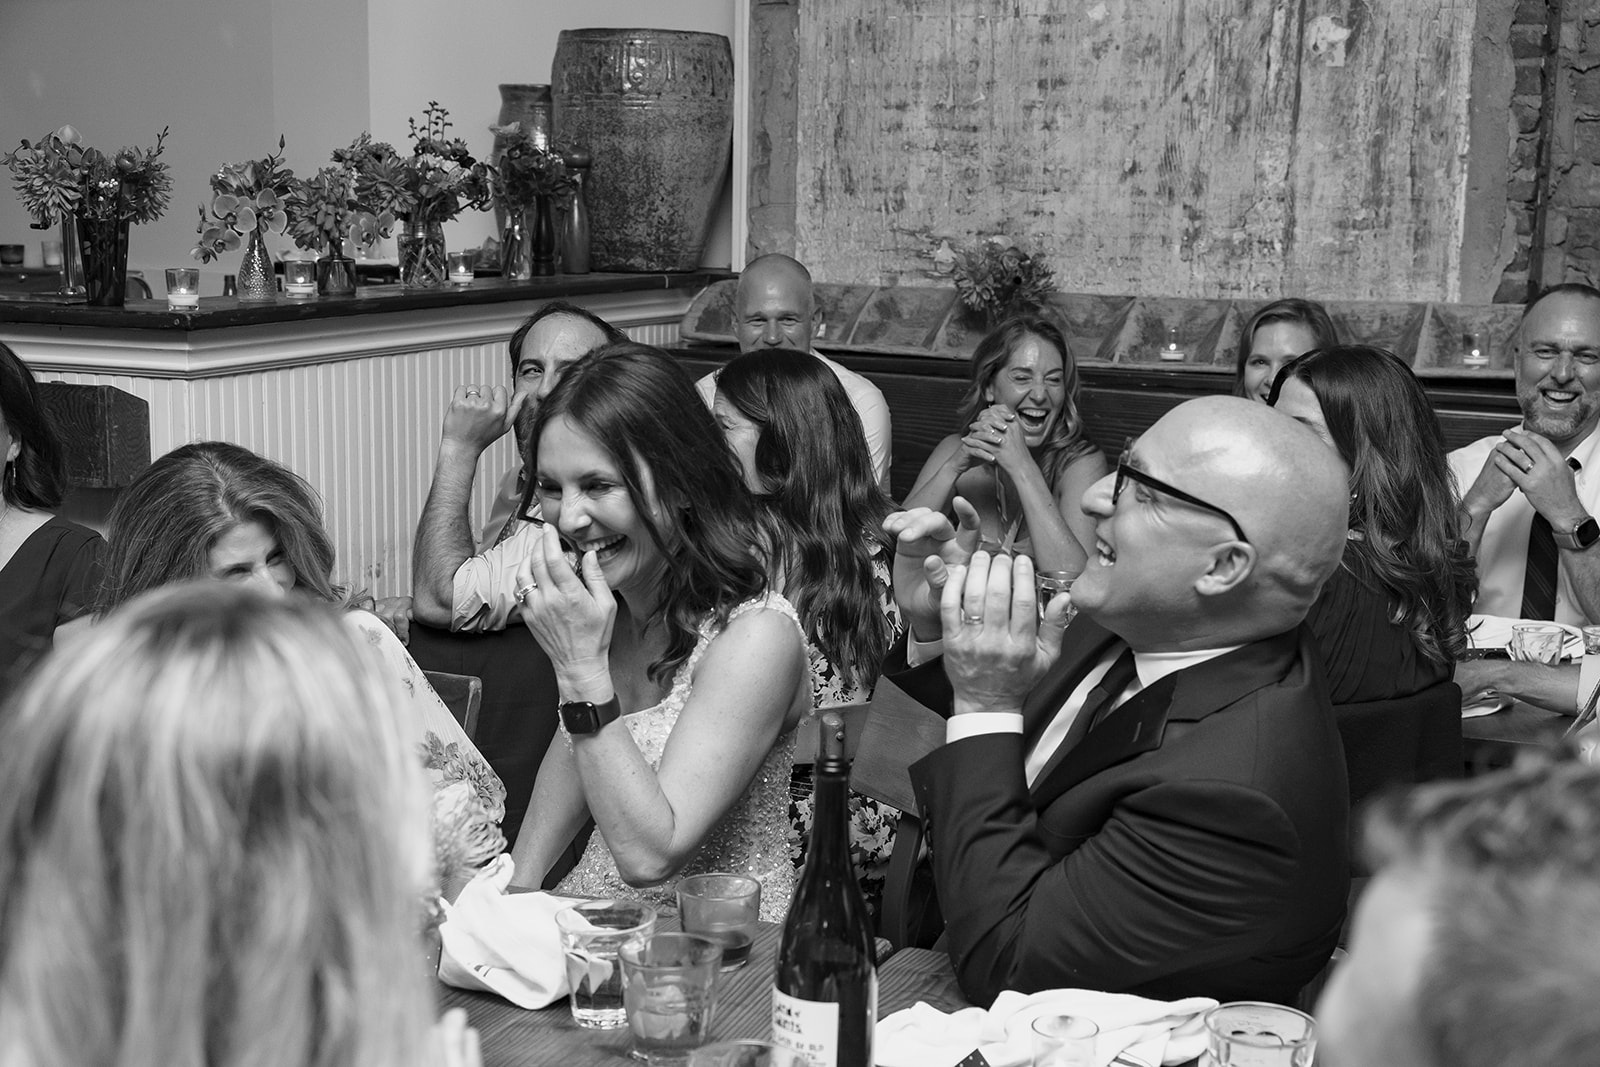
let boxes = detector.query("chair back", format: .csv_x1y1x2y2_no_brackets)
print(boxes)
424,670,484,742
1333,679,1463,826
850,675,947,950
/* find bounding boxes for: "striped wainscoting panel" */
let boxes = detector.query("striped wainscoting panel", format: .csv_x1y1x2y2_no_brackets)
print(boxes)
36,316,682,598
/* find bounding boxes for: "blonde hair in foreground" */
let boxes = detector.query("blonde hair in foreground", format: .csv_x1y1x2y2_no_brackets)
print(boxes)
0,582,436,1067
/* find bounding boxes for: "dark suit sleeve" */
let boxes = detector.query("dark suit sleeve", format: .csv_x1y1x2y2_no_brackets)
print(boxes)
910,731,1305,1005
880,633,957,720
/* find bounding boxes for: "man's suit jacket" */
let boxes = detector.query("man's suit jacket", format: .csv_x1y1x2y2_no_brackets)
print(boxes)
893,616,1349,1007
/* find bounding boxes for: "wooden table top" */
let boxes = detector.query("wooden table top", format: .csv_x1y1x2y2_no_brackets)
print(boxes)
1462,699,1572,772
438,927,967,1067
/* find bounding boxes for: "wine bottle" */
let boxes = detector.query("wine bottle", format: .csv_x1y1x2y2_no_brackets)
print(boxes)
772,711,877,1067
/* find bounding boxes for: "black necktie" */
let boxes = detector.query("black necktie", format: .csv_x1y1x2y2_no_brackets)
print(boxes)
1521,456,1583,621
1056,646,1140,756
1522,513,1559,621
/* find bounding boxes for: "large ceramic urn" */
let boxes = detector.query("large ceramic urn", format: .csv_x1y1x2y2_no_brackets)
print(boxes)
552,28,733,272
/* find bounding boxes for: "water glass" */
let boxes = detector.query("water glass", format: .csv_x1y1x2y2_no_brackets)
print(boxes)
555,900,657,1029
621,932,723,1064
688,1042,807,1067
1035,571,1077,625
1202,1002,1316,1066
1510,622,1566,665
677,873,761,970
1031,1014,1098,1067
1582,624,1600,657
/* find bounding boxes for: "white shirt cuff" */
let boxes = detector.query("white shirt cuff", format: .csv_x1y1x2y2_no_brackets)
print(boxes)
947,711,1024,744
905,631,944,666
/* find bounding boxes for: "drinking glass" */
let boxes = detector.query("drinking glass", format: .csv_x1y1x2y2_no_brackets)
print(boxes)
1035,571,1077,625
555,900,657,1029
1582,624,1600,657
677,873,761,970
165,267,199,310
1202,1002,1315,1066
1510,622,1566,665
621,932,723,1064
688,1041,806,1067
1031,1014,1098,1067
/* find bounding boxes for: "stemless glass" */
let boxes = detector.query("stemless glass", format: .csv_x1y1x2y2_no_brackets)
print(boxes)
621,932,723,1064
1510,622,1566,665
1202,1002,1316,1066
677,873,761,970
1031,1014,1098,1067
1035,571,1077,625
555,900,657,1029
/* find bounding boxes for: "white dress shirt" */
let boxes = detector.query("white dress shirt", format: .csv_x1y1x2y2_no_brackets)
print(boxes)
910,634,1240,787
1448,425,1600,627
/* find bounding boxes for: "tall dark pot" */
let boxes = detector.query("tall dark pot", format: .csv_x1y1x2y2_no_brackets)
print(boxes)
553,28,733,272
78,216,130,307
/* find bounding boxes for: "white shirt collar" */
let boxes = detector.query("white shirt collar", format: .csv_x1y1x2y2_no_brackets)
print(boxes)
1131,645,1245,689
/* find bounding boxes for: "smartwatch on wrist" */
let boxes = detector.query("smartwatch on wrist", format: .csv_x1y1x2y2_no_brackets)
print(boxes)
1553,515,1600,552
559,695,622,735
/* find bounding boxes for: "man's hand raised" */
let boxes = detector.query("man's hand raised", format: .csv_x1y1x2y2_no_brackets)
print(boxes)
885,496,982,641
441,384,526,456
941,551,1072,717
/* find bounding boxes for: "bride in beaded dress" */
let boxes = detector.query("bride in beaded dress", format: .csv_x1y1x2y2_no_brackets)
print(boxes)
507,344,809,921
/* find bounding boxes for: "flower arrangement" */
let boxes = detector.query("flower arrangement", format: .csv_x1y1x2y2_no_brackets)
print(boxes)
191,137,296,262
489,122,571,213
950,236,1057,325
283,163,395,257
337,103,493,224
2,124,172,227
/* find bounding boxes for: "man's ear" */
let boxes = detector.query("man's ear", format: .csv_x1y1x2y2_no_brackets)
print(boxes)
1194,541,1255,597
811,307,825,339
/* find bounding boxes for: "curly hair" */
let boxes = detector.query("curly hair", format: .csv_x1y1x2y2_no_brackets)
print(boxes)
0,341,67,510
957,314,1096,488
522,342,768,683
1270,345,1474,667
97,441,345,614
715,349,894,690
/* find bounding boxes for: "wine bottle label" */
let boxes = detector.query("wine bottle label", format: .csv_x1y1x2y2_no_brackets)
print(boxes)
771,988,840,1067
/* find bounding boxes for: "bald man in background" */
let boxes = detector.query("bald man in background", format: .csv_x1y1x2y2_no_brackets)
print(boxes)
883,397,1352,1005
697,253,893,487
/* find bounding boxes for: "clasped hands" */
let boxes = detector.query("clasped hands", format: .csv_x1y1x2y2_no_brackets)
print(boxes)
958,403,1029,472
514,522,616,695
886,497,1074,715
1467,426,1586,529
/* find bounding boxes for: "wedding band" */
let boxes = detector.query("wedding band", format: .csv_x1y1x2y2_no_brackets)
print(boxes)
515,581,537,603
465,389,481,397
961,611,983,626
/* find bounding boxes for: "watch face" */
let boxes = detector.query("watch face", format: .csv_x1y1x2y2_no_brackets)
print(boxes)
1580,518,1600,548
561,702,599,734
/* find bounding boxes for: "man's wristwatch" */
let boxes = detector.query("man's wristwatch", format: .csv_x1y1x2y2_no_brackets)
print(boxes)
1553,515,1600,551
559,695,622,735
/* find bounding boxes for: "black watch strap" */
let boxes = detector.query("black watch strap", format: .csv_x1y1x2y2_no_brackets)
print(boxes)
559,695,622,735
1553,515,1600,551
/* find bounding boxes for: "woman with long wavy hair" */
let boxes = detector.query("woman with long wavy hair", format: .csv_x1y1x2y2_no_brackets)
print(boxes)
713,349,903,909
508,342,808,919
1270,345,1474,701
83,441,506,889
903,314,1106,572
0,583,475,1067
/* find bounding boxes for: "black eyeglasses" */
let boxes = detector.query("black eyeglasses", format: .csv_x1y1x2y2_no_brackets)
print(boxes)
1113,438,1250,544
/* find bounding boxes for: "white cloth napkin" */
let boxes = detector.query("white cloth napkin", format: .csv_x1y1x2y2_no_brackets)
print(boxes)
875,988,1216,1067
436,856,583,1009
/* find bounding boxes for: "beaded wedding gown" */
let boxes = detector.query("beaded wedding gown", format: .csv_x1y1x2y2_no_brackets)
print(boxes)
556,595,803,922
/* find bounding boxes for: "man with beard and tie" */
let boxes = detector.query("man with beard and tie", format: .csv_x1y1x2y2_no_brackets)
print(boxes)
880,396,1351,1005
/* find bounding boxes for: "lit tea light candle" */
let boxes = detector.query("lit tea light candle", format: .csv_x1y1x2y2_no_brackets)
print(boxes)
1462,330,1488,367
1159,325,1187,361
284,260,317,297
165,267,199,310
447,251,474,285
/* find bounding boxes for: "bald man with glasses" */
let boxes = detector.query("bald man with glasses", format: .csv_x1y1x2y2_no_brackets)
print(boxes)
881,396,1352,1006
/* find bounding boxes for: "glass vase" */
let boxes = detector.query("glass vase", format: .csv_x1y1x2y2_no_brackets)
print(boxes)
236,229,276,302
317,253,357,296
397,219,447,289
533,195,556,277
501,210,533,281
57,212,86,296
77,216,130,308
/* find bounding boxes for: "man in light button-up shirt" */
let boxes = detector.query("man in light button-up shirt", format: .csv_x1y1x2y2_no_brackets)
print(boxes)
880,396,1352,1006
